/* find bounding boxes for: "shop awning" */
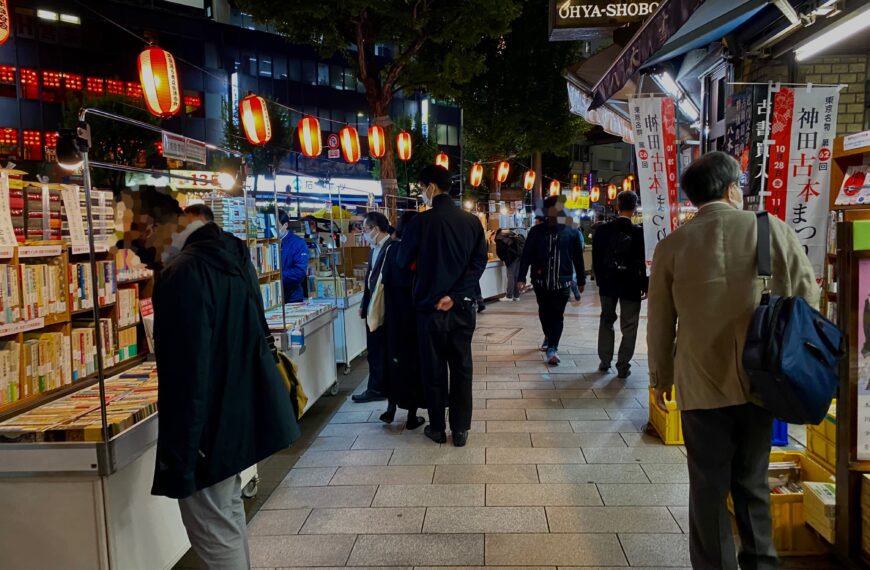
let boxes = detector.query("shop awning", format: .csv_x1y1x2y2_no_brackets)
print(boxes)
566,80,635,144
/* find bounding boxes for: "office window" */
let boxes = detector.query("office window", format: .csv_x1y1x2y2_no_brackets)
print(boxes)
330,65,343,90
126,82,143,99
357,80,366,94
317,63,330,86
302,60,316,85
106,80,124,96
184,93,204,117
447,125,458,146
343,68,355,91
259,56,272,77
436,124,448,146
44,131,58,149
287,58,301,82
273,55,287,79
20,68,38,99
23,130,42,161
63,73,82,91
0,66,14,98
86,77,103,95
0,129,18,156
41,70,62,102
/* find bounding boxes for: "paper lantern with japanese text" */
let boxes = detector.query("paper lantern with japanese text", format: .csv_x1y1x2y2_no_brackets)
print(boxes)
523,170,536,191
591,185,600,202
138,47,181,118
607,183,618,201
470,163,483,187
549,180,561,196
340,126,361,163
496,161,510,183
435,152,449,170
368,125,386,158
298,116,322,157
0,0,10,47
396,131,412,161
239,94,272,146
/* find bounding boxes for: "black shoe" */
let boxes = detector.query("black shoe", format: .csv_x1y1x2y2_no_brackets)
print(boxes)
452,431,469,447
352,390,386,403
617,368,631,379
477,303,487,313
424,426,447,444
406,416,426,430
598,362,611,372
379,410,395,424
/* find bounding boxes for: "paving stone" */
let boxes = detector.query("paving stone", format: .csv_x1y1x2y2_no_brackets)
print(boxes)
583,447,686,464
525,408,610,421
597,484,690,506
620,432,667,447
604,408,651,421
484,533,627,566
486,447,585,464
389,447,485,465
330,465,435,486
307,436,357,451
249,534,357,567
569,420,644,433
339,400,391,412
487,398,563,409
546,506,681,533
562,398,641,409
642,463,690,483
434,464,539,484
469,420,486,433
486,420,574,433
424,506,548,533
321,422,404,437
471,408,527,421
300,507,425,534
352,434,441,450
669,506,690,533
619,533,691,567
415,567,552,570
295,450,393,468
347,534,484,566
279,467,337,487
595,388,649,400
262,486,376,509
329,411,372,423
531,432,627,448
471,389,524,399
372,484,485,507
248,508,311,536
522,389,596,399
277,567,411,570
454,433,532,448
486,381,556,390
486,483,602,506
537,464,649,484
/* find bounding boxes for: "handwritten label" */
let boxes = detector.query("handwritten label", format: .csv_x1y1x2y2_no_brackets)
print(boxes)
0,317,45,337
18,245,63,258
61,184,88,250
71,243,109,255
0,173,19,247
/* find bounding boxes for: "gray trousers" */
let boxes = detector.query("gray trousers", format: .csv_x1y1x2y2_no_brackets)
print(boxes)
179,474,250,570
505,261,520,299
682,404,778,570
597,296,641,372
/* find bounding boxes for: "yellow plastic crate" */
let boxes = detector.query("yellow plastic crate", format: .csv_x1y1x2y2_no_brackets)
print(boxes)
806,403,836,474
728,451,834,556
647,387,683,445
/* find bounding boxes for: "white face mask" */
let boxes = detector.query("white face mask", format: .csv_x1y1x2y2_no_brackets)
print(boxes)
278,225,289,239
420,184,433,207
364,229,379,246
729,184,744,211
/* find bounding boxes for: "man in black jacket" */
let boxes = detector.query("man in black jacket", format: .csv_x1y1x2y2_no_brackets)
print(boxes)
517,195,586,365
496,229,525,301
126,190,300,568
592,190,647,379
398,166,488,447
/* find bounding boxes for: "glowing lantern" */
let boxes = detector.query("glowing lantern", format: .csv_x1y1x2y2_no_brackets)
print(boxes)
496,161,510,183
298,116,322,157
571,184,581,200
239,94,272,146
591,185,601,202
368,125,386,158
470,163,484,187
622,177,632,192
549,180,561,196
607,183,618,201
435,152,449,169
340,126,361,163
0,0,9,47
137,47,181,118
523,170,536,191
396,131,412,161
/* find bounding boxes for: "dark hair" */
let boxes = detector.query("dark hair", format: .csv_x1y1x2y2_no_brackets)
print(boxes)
616,191,638,212
183,203,214,222
364,211,391,233
543,195,559,209
681,151,741,205
140,188,182,225
278,209,291,227
418,165,452,193
395,210,418,239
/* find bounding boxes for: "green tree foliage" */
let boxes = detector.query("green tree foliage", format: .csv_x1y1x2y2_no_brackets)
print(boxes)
371,116,438,197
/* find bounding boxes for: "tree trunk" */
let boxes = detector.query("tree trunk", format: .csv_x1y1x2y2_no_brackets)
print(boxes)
532,151,543,210
372,111,397,224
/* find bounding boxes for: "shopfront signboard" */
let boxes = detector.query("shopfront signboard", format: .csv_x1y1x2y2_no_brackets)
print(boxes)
725,84,770,201
629,96,678,270
549,0,660,40
161,132,187,162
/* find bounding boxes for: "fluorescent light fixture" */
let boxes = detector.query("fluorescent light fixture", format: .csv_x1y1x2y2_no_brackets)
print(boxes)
654,71,700,122
795,4,870,61
60,13,81,24
37,9,59,21
656,71,681,97
680,98,700,122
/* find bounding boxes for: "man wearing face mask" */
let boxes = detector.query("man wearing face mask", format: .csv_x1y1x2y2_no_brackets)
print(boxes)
647,151,817,570
278,209,310,303
352,211,395,403
397,166,487,446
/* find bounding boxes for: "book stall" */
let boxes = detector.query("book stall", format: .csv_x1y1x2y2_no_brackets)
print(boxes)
467,195,530,300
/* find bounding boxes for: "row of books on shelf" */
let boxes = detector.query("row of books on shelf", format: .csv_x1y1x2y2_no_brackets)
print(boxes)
7,186,114,244
260,281,281,311
250,242,280,275
69,260,117,312
212,198,246,240
20,263,66,320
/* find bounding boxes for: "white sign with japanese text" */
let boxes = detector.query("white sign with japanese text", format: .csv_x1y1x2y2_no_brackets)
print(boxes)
0,172,19,247
765,86,840,280
629,96,679,270
162,132,186,162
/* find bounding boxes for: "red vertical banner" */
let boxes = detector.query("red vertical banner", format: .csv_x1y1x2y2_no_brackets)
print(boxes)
765,88,795,220
661,98,679,231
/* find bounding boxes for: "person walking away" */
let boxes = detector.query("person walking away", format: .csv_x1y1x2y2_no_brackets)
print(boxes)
277,209,310,303
379,210,426,429
352,212,394,403
593,190,647,379
129,190,300,569
397,165,487,447
495,228,525,301
648,152,818,570
570,228,585,302
517,195,586,365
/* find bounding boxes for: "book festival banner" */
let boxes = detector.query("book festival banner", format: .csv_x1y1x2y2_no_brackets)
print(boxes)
629,96,679,269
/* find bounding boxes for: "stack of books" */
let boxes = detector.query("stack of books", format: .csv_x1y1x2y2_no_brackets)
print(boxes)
0,340,20,404
20,263,66,319
250,242,280,274
70,326,97,381
24,185,62,241
260,281,282,310
60,188,114,247
117,287,140,328
117,326,138,363
212,198,246,240
68,260,117,312
9,185,24,243
0,264,20,324
22,332,71,396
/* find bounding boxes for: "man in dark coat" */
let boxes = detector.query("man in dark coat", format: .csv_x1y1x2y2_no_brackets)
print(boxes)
592,190,647,379
133,190,299,568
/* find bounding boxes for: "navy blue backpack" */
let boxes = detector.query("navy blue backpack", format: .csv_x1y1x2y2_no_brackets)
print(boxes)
742,212,843,425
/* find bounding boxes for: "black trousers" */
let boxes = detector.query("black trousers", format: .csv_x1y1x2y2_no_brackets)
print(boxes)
416,301,476,432
365,325,387,394
533,286,571,350
682,403,778,570
598,296,642,373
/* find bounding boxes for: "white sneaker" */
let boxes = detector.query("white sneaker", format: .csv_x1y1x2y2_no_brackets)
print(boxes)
500,297,513,302
512,297,520,302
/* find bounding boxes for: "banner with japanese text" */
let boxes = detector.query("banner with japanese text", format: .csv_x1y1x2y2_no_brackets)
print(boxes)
765,86,840,280
629,96,679,270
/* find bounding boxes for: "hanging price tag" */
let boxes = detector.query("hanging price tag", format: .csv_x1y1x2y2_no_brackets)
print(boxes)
61,184,88,250
0,172,19,247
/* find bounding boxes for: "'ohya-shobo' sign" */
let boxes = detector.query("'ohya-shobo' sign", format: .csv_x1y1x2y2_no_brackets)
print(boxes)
557,1,660,19
549,0,658,40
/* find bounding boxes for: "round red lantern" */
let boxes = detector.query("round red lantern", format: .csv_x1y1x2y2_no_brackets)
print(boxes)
396,131,412,161
435,152,449,170
549,180,561,196
138,47,181,118
591,185,601,203
607,183,618,201
470,163,484,187
239,94,272,146
523,170,536,191
622,177,632,192
496,161,510,183
298,116,322,157
340,126,361,163
368,125,386,159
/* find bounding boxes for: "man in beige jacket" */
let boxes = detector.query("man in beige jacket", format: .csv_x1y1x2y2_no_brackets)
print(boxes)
648,152,818,570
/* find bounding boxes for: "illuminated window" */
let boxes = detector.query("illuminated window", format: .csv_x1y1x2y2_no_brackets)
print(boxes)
63,73,82,91
154,141,163,156
0,66,15,83
42,71,61,89
106,79,124,96
20,68,39,99
184,95,201,109
0,128,18,145
23,130,42,161
125,82,142,99
44,131,59,148
86,77,104,95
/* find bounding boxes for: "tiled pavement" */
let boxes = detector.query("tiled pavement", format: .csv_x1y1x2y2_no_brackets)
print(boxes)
187,284,842,569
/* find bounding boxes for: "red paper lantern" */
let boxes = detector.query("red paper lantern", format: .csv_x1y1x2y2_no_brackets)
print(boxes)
591,185,600,202
435,152,449,170
607,183,618,201
571,184,581,200
396,131,412,161
368,125,386,158
622,177,632,192
470,163,483,187
523,170,536,191
137,47,181,118
340,126,361,163
549,180,561,196
0,0,9,47
239,94,272,146
298,116,322,157
496,161,510,183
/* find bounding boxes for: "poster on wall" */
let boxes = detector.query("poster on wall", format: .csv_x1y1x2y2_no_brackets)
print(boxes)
834,166,870,206
629,96,679,270
724,84,771,206
856,258,870,460
765,85,841,281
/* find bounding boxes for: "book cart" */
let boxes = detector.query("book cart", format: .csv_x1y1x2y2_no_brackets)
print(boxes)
0,108,284,569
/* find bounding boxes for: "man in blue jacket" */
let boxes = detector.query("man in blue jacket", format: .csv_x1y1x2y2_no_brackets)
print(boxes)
278,210,309,303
